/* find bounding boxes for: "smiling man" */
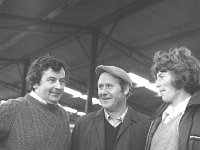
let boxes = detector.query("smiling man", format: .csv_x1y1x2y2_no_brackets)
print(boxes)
33,67,66,105
145,46,200,150
0,55,71,150
71,65,150,150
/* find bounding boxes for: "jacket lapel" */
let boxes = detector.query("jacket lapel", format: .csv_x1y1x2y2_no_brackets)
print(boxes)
116,106,137,140
179,90,200,150
94,108,105,150
179,107,197,150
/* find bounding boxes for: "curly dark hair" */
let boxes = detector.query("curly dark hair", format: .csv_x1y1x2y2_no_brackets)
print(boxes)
26,55,70,90
151,46,200,94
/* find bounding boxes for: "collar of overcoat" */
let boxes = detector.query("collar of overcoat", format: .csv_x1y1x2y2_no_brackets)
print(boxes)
150,90,200,120
94,106,138,150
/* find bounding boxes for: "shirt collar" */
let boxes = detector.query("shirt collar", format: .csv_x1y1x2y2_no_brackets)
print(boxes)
104,107,128,123
173,96,191,114
29,90,47,104
162,96,191,120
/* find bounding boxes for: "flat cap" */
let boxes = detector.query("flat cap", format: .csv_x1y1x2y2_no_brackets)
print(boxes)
95,65,132,87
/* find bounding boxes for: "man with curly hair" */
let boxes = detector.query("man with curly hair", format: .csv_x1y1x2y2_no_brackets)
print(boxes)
0,55,71,150
145,47,200,150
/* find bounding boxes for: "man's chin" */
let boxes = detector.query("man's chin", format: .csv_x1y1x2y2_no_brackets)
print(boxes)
47,101,58,105
49,97,60,104
52,94,62,98
102,104,111,109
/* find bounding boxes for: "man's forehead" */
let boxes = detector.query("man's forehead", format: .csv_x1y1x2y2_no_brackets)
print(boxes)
43,68,65,76
45,67,64,72
156,70,170,76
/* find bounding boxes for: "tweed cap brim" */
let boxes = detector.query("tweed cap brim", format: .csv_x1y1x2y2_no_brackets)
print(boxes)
95,65,132,87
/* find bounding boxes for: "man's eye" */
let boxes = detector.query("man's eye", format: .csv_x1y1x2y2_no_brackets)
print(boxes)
160,76,165,79
107,84,112,88
157,75,164,79
49,78,56,82
60,79,66,84
98,85,103,89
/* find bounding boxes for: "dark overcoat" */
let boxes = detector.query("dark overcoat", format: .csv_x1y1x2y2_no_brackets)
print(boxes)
71,106,150,150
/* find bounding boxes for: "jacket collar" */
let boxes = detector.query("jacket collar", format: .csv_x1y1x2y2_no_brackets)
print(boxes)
150,102,169,120
150,90,200,120
187,90,200,107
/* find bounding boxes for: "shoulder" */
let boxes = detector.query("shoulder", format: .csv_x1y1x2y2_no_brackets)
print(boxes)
58,104,68,113
56,104,70,119
1,96,27,109
128,106,149,118
75,110,99,125
72,110,101,135
0,96,27,121
128,106,150,124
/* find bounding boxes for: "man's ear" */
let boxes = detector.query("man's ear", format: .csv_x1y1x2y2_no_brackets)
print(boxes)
123,85,130,95
33,83,38,89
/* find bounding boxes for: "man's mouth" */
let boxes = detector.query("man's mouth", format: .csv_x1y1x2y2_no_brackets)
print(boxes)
51,92,62,95
101,98,111,101
159,89,165,95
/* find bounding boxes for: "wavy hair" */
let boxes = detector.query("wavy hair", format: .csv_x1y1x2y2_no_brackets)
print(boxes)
26,55,70,90
151,46,200,94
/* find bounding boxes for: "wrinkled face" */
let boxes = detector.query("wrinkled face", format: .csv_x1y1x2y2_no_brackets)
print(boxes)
98,72,128,112
34,67,66,105
156,71,180,103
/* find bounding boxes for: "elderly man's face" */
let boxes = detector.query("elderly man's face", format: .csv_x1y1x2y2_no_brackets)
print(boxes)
98,72,127,112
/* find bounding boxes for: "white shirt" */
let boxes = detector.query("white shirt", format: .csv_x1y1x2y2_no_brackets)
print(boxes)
104,107,128,127
162,96,191,123
29,90,47,104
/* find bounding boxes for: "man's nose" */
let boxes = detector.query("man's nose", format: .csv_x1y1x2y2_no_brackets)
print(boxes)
55,80,62,89
99,87,108,95
155,79,161,88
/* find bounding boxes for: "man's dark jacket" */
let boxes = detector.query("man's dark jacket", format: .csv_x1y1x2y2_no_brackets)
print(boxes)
71,106,150,150
145,90,200,150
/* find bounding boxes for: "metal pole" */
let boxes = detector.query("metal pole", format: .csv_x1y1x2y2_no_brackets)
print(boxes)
85,28,99,113
21,59,30,96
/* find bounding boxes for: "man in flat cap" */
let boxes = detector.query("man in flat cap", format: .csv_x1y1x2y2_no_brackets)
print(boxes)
71,65,150,150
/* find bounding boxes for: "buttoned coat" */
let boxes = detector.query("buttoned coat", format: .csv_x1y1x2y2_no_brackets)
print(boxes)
70,106,150,150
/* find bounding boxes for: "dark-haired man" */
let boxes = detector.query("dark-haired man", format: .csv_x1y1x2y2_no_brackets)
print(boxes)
0,55,71,150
